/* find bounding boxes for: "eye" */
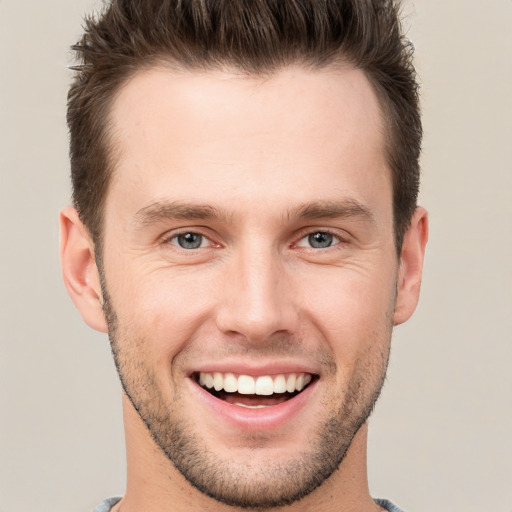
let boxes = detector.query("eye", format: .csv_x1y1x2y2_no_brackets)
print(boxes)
169,232,209,249
296,231,340,249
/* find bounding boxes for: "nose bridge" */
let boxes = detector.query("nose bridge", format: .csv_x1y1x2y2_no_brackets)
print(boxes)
216,240,297,341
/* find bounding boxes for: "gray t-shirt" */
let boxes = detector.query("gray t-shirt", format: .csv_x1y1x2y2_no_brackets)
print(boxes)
93,496,405,511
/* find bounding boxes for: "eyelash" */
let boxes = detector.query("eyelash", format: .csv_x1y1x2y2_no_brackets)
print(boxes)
163,229,347,251
165,230,218,250
294,230,344,250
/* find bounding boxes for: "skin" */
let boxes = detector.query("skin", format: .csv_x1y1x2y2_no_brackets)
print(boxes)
60,65,428,512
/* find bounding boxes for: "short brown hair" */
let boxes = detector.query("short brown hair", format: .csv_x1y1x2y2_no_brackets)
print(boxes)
68,0,421,251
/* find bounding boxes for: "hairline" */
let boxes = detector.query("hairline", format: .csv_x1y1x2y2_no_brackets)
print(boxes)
89,57,406,265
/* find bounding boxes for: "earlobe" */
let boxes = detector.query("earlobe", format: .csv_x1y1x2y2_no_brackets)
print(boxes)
393,207,429,326
59,207,108,333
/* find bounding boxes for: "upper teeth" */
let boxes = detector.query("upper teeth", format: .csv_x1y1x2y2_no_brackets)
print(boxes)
198,372,312,395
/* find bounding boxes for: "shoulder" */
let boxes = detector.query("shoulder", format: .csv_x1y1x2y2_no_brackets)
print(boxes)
92,497,122,512
375,498,406,512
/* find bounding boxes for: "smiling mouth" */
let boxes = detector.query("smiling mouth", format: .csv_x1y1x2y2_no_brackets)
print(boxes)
194,371,316,408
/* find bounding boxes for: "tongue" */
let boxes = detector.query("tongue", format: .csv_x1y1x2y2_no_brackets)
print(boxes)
218,391,292,407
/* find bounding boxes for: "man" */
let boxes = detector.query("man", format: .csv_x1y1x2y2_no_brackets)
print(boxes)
60,1,428,511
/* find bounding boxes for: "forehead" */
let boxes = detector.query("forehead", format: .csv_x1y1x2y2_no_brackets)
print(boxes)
106,64,389,221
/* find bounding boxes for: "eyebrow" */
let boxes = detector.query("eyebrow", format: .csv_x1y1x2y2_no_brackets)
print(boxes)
134,198,375,226
135,200,231,226
288,199,375,224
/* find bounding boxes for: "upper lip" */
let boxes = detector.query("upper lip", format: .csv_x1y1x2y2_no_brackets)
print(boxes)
187,360,320,378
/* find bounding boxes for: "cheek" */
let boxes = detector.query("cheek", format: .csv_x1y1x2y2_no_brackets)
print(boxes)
109,266,220,359
298,266,396,369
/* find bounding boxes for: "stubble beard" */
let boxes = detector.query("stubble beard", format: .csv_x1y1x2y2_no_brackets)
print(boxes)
100,277,392,509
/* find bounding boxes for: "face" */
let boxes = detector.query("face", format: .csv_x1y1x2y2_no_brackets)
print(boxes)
98,66,399,507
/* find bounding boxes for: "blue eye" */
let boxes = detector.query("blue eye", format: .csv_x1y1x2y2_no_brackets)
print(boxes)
308,232,334,248
172,232,205,249
295,231,340,249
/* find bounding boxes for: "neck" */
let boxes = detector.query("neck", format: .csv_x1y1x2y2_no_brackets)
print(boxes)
116,394,379,512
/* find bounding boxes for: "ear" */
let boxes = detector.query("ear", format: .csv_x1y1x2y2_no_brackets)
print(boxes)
59,207,108,333
393,207,429,326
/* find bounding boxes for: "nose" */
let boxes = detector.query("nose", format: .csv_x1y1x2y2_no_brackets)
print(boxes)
215,245,299,343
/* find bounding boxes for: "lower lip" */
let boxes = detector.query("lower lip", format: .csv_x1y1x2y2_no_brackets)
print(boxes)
188,378,318,431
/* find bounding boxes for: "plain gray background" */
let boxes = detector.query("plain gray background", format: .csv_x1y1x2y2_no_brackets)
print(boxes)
1,1,511,511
